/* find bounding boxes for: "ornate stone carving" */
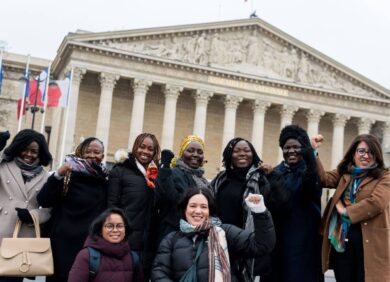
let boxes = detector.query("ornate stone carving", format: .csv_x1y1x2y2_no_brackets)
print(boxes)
68,67,86,85
224,95,243,109
132,79,152,95
332,114,350,127
163,84,183,99
193,90,213,105
280,105,299,120
252,99,271,113
356,118,375,134
99,72,120,89
305,109,325,123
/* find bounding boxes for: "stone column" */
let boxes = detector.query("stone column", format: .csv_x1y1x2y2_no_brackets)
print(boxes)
382,121,390,166
278,105,299,160
357,118,374,135
251,100,271,156
128,79,152,149
62,67,86,156
193,90,213,140
161,85,183,150
222,95,243,150
331,114,350,169
96,72,119,153
306,109,324,137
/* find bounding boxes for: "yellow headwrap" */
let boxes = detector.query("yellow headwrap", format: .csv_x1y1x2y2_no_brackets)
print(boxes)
171,135,205,167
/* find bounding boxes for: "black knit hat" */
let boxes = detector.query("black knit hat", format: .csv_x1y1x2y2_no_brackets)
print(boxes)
279,124,311,148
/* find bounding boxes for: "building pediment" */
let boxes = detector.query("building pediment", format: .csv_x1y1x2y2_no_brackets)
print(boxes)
61,18,389,100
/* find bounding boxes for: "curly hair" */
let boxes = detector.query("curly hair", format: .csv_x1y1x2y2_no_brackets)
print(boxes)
3,129,52,166
279,124,311,148
222,137,261,172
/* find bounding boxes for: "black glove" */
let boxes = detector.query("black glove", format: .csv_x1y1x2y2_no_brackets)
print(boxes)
298,137,316,172
160,149,175,168
0,130,10,151
15,208,33,224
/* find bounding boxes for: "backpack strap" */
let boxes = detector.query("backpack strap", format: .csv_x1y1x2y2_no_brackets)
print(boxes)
130,250,140,279
88,247,101,281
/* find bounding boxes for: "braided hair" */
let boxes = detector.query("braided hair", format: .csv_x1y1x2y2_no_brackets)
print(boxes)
222,137,261,172
3,129,52,166
74,137,104,158
131,133,160,166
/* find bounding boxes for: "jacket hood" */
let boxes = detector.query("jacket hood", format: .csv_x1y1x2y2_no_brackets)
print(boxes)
84,236,130,259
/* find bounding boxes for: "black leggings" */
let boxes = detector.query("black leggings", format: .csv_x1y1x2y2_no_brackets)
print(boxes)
330,224,365,282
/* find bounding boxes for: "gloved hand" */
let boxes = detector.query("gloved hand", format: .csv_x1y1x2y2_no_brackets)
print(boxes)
298,137,316,171
0,130,10,151
15,208,33,224
160,149,175,168
245,193,266,213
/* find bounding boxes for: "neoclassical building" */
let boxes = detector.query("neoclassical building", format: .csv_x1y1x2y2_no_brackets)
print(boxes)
1,18,390,179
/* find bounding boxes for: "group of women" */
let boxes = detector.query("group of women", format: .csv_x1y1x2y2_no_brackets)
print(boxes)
0,124,388,282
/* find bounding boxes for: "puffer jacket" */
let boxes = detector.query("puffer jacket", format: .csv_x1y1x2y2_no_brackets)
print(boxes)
68,236,143,282
107,154,157,279
151,211,275,282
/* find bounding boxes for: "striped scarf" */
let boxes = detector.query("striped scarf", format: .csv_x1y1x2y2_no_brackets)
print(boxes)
180,217,231,282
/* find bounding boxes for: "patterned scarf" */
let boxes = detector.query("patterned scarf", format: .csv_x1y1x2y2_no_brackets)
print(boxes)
180,217,231,282
135,159,158,189
64,154,108,178
175,158,209,189
14,157,43,182
328,164,377,252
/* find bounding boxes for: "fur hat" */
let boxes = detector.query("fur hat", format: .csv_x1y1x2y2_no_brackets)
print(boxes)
114,148,129,164
279,125,311,148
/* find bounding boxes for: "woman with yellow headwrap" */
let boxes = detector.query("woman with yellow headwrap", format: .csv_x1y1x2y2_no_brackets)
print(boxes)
155,135,209,243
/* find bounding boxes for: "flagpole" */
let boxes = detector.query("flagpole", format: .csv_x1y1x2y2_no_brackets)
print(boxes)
40,62,52,134
0,49,3,96
59,67,74,165
17,55,30,132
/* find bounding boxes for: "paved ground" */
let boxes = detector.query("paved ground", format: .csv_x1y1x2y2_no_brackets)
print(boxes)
26,271,337,282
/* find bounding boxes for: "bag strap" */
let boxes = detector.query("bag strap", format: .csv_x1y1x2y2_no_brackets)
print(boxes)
12,211,40,238
178,237,205,282
130,250,140,279
88,247,101,281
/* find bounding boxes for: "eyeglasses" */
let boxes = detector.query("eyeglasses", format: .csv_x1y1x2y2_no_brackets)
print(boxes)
355,148,373,157
104,223,125,232
282,145,302,153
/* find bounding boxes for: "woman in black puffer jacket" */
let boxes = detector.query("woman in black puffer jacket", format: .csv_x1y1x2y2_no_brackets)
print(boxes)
108,133,160,281
151,187,275,282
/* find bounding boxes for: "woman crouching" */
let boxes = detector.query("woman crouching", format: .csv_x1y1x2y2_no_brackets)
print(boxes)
151,187,275,282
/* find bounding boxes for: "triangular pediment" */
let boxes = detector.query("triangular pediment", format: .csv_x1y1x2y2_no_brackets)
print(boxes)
66,19,389,100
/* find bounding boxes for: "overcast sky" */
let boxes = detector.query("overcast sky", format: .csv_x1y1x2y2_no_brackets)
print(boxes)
1,0,389,89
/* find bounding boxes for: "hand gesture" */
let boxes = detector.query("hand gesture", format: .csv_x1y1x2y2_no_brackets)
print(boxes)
160,149,175,168
245,193,266,213
311,134,324,149
259,163,273,175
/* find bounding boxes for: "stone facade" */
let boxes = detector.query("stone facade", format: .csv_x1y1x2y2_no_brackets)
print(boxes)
1,18,390,180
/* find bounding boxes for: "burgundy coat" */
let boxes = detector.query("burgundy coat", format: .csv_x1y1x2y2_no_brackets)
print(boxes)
68,236,143,282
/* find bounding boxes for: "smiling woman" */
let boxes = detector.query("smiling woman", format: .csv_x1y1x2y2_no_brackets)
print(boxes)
155,135,209,243
107,132,161,281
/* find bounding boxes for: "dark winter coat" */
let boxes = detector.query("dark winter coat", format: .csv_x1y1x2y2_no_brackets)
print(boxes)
68,236,143,282
155,167,203,242
37,172,107,282
151,211,276,282
267,160,322,282
107,155,157,279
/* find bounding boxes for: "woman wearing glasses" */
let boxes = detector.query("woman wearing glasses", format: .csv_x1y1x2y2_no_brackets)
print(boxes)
68,208,143,282
312,134,390,282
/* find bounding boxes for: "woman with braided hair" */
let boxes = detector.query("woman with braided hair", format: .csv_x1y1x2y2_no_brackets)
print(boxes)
155,135,209,243
37,137,108,282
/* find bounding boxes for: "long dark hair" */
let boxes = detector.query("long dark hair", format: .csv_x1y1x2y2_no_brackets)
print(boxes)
337,134,386,178
222,137,261,172
3,129,52,166
178,187,217,219
89,207,131,241
131,133,160,166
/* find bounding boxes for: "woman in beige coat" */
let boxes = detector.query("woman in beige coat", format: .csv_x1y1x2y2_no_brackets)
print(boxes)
0,129,52,282
312,134,390,282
